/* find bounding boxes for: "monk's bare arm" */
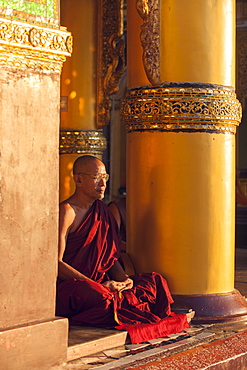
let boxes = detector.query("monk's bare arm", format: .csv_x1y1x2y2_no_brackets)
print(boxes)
58,203,92,281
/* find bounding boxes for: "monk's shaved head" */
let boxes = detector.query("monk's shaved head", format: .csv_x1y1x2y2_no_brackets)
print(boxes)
73,155,104,175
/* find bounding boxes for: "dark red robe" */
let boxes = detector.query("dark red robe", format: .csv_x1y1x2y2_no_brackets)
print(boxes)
56,200,189,343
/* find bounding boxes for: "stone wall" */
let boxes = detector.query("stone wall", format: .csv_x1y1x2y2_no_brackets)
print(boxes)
0,1,71,368
0,67,60,327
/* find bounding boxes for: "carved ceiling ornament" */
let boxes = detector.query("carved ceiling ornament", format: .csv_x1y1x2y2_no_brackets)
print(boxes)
136,0,161,85
96,0,126,128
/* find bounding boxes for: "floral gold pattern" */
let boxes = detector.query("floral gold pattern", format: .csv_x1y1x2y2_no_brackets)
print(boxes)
96,0,125,128
136,0,160,85
237,30,247,109
60,130,107,155
121,84,242,134
0,18,72,72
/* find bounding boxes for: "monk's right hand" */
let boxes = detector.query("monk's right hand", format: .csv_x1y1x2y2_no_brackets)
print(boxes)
102,280,129,293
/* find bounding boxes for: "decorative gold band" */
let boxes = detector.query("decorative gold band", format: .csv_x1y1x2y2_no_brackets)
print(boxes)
0,18,72,73
121,84,242,134
60,130,107,156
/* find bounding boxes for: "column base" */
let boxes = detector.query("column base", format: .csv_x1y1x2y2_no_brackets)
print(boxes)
0,317,68,369
172,289,247,324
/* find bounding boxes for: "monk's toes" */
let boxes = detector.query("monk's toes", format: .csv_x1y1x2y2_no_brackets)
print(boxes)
186,310,195,323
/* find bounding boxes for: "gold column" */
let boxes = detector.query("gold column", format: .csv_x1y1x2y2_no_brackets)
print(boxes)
123,0,247,322
60,0,125,201
60,0,104,201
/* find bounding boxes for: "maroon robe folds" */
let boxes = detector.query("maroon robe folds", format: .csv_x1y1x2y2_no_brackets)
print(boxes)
56,200,189,343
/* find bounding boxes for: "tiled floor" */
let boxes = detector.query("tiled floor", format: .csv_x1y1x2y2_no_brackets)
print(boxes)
67,248,247,370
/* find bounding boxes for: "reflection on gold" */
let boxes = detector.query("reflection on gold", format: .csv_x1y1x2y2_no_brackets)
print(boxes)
79,97,85,117
69,91,77,99
66,161,73,171
64,175,72,199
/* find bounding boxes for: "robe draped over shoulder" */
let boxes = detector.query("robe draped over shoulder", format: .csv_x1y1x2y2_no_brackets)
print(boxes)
56,199,190,344
60,199,121,283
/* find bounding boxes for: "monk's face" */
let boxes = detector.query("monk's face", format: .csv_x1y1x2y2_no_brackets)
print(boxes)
75,159,108,201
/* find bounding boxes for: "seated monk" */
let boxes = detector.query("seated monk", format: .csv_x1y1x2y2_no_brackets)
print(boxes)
56,155,195,344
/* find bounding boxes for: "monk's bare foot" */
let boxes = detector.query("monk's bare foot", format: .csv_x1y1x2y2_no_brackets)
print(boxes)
186,310,195,323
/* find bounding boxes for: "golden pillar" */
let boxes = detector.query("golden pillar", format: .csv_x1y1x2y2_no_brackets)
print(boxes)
122,0,247,322
60,0,105,201
60,0,125,201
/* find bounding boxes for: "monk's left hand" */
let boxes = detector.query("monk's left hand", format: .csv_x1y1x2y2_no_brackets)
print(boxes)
102,278,133,292
102,280,127,292
122,277,133,290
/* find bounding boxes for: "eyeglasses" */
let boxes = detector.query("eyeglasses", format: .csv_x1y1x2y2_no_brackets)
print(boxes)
76,172,109,183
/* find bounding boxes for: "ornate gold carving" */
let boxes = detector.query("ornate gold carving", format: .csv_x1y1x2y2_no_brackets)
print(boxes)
96,0,126,128
237,30,247,109
0,18,72,72
121,84,242,134
136,0,161,85
60,130,107,155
